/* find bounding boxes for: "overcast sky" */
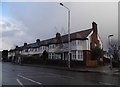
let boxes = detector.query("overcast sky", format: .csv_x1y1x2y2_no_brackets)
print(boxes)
0,2,118,51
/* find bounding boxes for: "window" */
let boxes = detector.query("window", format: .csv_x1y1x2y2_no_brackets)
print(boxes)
78,40,81,45
37,48,39,51
49,45,52,49
52,53,54,59
28,49,30,52
40,46,42,50
25,49,28,52
63,43,68,48
31,49,33,52
53,45,54,48
29,49,31,52
33,49,35,52
34,48,37,52
71,40,76,46
77,40,84,46
49,53,54,59
53,44,55,48
49,44,56,49
56,54,61,60
49,53,52,59
38,47,40,51
72,51,76,59
78,51,83,60
43,46,44,50
41,46,45,50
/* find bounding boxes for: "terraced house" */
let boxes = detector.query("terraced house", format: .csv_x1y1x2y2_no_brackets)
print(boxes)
8,22,102,64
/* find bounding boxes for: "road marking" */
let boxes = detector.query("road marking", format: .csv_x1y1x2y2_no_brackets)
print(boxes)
99,82,114,85
16,78,24,87
18,74,42,85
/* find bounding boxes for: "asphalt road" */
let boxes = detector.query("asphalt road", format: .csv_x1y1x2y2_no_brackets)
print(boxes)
0,62,2,87
2,62,120,86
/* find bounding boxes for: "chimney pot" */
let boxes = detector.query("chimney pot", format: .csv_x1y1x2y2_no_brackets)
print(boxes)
36,39,40,43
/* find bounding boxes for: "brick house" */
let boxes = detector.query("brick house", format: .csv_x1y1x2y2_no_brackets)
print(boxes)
48,22,102,63
8,22,102,64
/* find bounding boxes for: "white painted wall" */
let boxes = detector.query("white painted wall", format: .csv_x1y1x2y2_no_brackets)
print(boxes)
8,52,15,58
21,46,49,56
39,46,49,53
98,35,103,49
87,30,93,50
118,50,120,61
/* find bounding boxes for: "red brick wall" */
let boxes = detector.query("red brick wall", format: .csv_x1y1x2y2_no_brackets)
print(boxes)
91,22,100,50
83,50,91,64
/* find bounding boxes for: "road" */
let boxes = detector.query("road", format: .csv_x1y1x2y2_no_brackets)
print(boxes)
2,62,120,86
0,62,2,87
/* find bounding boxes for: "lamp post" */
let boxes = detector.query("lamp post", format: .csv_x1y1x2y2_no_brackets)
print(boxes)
60,3,71,68
108,34,114,70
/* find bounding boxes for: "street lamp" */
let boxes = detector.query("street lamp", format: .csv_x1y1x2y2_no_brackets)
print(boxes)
108,34,114,70
60,3,71,68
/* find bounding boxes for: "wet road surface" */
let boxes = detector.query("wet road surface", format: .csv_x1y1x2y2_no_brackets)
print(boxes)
2,62,120,86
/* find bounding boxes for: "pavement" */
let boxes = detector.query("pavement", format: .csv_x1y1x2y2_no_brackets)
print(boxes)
23,63,120,75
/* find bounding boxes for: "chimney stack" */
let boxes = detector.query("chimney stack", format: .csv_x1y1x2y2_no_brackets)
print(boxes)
24,43,27,47
91,21,99,49
36,39,40,43
56,32,61,38
56,32,62,44
92,21,97,33
16,45,18,48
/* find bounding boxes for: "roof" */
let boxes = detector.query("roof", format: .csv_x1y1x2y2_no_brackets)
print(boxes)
9,49,15,52
62,29,92,43
15,28,93,50
39,28,92,44
28,42,40,48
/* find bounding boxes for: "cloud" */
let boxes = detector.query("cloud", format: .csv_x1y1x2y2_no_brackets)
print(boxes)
1,20,11,30
0,17,30,50
1,2,118,51
0,18,28,36
0,38,13,51
15,30,25,37
0,18,27,32
1,40,13,50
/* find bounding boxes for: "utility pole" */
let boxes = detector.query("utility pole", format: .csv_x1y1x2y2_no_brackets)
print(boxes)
108,34,114,70
60,3,71,68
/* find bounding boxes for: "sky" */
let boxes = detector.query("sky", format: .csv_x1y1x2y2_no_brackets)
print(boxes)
118,2,120,48
0,1,118,51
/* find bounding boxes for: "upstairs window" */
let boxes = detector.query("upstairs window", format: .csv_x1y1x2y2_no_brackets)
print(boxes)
25,49,28,52
71,40,76,46
78,40,81,45
49,44,55,49
63,43,68,48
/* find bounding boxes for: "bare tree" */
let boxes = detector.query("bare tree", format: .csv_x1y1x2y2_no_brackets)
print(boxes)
109,39,119,61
